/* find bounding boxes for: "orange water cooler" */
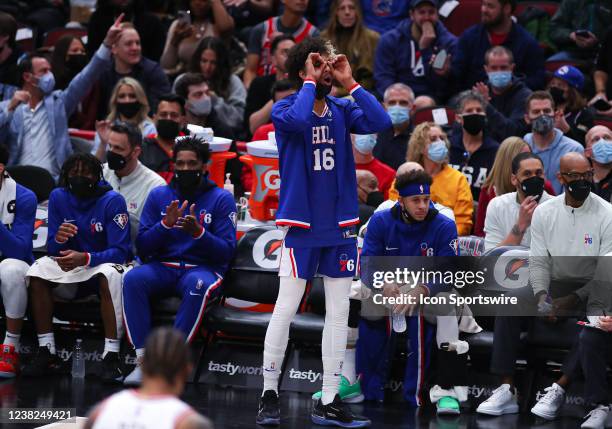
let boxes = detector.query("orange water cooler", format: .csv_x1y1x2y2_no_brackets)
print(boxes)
188,125,236,188
239,139,279,221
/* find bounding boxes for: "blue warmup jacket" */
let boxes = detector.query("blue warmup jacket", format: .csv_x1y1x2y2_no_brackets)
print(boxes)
47,183,130,267
136,177,236,274
374,19,458,98
451,22,545,91
361,0,410,34
272,82,392,235
0,183,37,263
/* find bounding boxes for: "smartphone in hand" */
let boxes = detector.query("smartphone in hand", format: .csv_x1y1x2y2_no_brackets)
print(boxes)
432,49,448,70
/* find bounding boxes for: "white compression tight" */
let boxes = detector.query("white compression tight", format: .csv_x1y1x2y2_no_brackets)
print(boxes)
262,275,352,405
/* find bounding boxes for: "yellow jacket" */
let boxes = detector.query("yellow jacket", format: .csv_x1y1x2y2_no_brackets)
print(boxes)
388,164,474,235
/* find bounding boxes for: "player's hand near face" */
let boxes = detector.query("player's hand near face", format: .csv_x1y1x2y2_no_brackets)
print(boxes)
175,204,204,237
305,52,325,82
330,54,356,90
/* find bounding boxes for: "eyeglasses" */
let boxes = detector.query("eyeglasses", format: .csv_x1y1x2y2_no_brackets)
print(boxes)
561,170,594,181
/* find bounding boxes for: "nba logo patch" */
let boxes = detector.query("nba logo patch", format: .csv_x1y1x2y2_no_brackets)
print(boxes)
420,243,428,256
196,279,203,290
113,213,128,230
419,185,424,194
584,234,593,245
129,202,137,210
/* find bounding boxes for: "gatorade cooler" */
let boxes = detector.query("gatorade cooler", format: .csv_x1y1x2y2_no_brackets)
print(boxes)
208,137,236,188
239,139,279,221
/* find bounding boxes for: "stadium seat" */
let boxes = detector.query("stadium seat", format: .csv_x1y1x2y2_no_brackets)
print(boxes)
413,106,456,127
442,0,482,37
7,165,55,202
514,1,559,18
594,116,612,129
43,27,87,48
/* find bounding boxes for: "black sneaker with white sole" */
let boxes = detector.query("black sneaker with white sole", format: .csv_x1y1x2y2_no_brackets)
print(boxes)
256,390,280,426
100,352,123,384
21,346,64,377
311,394,371,428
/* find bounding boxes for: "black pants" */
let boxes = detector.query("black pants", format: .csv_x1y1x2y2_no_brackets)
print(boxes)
580,328,612,406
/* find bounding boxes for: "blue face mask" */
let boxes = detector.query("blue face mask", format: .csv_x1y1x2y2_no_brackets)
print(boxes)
387,105,410,126
354,134,378,154
427,139,448,163
487,71,512,89
592,139,612,164
37,72,55,95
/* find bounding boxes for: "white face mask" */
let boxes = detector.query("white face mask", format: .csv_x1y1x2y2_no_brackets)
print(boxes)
188,97,212,116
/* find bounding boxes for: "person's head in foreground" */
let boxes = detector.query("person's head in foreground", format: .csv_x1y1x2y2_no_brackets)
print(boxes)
286,37,336,100
172,135,211,195
395,169,433,222
557,152,594,206
59,153,104,199
511,152,546,201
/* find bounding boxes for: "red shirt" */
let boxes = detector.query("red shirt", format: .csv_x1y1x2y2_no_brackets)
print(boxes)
356,158,395,199
488,31,508,46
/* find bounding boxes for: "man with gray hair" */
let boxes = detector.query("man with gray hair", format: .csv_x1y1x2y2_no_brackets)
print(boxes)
449,90,499,200
472,46,531,142
373,83,415,170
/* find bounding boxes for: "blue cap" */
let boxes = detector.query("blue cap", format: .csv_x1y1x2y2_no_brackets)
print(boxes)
553,65,584,91
411,0,438,9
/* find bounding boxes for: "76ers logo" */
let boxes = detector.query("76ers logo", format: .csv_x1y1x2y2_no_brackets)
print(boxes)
199,210,212,225
339,253,355,272
90,218,103,233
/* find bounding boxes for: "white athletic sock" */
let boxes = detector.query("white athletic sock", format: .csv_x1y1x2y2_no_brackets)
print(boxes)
342,347,357,384
321,276,351,405
4,332,20,352
103,338,120,358
38,333,56,355
262,276,306,395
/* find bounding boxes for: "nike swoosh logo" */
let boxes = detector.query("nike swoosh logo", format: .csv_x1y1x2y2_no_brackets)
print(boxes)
160,212,167,216
264,368,276,372
189,291,202,296
385,246,399,251
63,218,76,223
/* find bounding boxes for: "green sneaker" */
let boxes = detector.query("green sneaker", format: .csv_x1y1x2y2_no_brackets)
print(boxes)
311,375,364,403
437,396,460,415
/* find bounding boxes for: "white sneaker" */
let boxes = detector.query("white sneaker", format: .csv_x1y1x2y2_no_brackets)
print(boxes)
476,384,519,416
531,383,565,420
581,404,610,429
123,365,142,386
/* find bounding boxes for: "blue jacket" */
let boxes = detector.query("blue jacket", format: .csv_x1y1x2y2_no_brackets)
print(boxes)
47,183,131,267
136,178,236,274
0,45,111,178
524,129,584,195
361,203,459,296
486,78,531,142
272,82,391,231
361,0,410,34
0,183,36,263
452,22,545,91
375,19,457,98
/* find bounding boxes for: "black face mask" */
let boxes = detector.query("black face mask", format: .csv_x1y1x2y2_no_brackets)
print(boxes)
366,191,385,208
565,179,592,202
315,84,332,100
117,101,141,119
157,119,180,140
66,54,88,72
462,114,486,136
68,176,97,199
549,86,566,105
174,169,202,193
519,176,545,201
107,150,128,171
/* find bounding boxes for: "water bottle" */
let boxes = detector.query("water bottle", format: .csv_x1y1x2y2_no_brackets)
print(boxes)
71,339,85,378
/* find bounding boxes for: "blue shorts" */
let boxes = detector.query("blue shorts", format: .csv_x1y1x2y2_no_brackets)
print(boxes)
278,241,358,280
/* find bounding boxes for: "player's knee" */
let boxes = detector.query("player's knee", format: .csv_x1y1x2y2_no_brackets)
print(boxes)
0,259,28,289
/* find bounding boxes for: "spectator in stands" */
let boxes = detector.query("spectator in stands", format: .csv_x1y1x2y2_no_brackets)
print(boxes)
98,23,171,119
548,0,611,63
585,125,612,202
374,0,456,100
0,11,20,87
122,136,236,386
0,145,37,378
22,0,69,46
477,152,612,420
243,0,319,88
484,152,553,250
180,36,246,135
321,0,380,94
523,91,584,194
141,94,187,183
373,83,415,170
547,65,594,145
245,36,295,136
88,0,166,61
102,121,166,248
360,0,409,34
51,35,98,130
404,122,473,235
590,28,612,117
174,73,235,139
0,19,122,180
475,137,556,237
473,46,531,142
353,134,395,199
449,90,499,200
413,94,436,111
23,154,131,382
161,0,235,77
451,0,545,91
93,77,157,162
356,169,382,227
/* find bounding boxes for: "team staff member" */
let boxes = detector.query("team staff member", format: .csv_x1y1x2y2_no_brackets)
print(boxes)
122,136,236,387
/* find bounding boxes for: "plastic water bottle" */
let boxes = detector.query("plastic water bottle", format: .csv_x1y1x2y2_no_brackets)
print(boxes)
71,339,85,378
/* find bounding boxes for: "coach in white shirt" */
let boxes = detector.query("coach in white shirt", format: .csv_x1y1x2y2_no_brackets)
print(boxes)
102,121,166,247
484,152,553,251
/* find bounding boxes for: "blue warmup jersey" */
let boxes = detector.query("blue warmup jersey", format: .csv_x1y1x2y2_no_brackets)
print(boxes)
46,183,131,266
0,183,37,263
